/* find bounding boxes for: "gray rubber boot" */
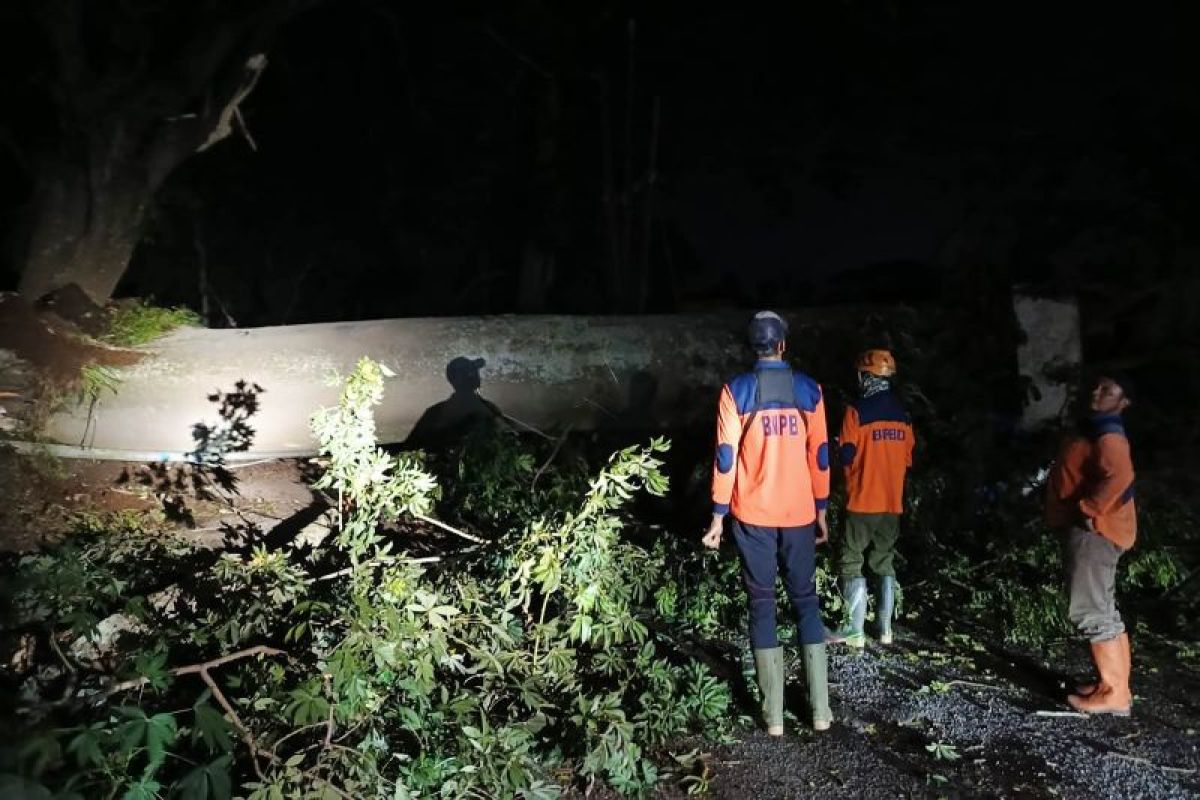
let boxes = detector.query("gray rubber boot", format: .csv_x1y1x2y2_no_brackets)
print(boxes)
802,643,832,731
827,576,867,648
753,647,785,735
878,576,896,644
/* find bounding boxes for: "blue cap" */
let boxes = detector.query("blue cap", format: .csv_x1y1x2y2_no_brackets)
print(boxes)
748,310,788,351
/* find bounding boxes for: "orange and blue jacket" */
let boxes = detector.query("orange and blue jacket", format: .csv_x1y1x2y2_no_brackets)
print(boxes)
711,361,830,527
839,391,914,515
1045,415,1137,550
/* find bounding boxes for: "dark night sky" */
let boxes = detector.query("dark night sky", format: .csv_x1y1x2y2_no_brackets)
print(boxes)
0,1,1196,324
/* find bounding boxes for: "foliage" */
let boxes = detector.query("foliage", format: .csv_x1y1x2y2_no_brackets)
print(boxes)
925,741,960,762
428,426,591,538
103,300,202,347
9,509,190,639
79,363,122,406
2,358,738,799
310,359,438,559
6,311,1197,798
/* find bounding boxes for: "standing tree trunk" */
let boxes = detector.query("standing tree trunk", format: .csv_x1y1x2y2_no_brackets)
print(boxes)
21,141,152,303
11,0,297,304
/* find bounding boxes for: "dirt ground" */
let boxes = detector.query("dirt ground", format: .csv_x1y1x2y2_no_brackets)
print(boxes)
3,453,1198,799
0,451,320,553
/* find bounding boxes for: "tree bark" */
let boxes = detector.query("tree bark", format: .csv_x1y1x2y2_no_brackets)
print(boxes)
13,0,292,304
19,145,150,303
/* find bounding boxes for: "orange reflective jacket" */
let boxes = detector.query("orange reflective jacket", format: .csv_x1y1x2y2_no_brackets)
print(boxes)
839,391,914,514
1045,415,1137,549
711,361,831,527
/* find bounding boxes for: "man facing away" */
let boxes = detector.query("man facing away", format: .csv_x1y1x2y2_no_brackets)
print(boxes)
829,349,914,648
702,310,834,733
1045,375,1137,715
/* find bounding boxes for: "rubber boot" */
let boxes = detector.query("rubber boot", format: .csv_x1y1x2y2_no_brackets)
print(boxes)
753,647,785,735
1067,633,1132,716
827,576,866,648
1074,632,1130,697
878,575,896,645
802,643,832,731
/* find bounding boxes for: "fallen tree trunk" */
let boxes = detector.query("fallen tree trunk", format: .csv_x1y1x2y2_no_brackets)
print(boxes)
14,310,878,458
4,295,1080,460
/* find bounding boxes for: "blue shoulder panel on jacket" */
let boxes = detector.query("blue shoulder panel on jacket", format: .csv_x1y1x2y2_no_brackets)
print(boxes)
728,368,821,414
727,372,758,415
792,372,821,413
853,391,910,425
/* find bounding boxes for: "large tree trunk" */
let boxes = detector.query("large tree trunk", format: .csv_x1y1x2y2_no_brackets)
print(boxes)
11,0,291,305
19,150,150,303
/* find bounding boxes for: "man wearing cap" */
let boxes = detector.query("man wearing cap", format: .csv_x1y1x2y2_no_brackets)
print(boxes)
1045,375,1137,715
702,310,834,733
828,349,914,648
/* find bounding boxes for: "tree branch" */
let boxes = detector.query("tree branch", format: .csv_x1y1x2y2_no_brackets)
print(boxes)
532,424,572,491
104,644,284,695
198,667,269,779
197,53,268,153
412,511,487,544
102,644,355,798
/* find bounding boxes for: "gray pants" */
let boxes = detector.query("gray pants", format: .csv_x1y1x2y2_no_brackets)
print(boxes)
1063,526,1125,642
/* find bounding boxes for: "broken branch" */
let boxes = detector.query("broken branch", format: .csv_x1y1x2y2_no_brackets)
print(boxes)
198,53,268,153
105,644,284,695
947,680,999,690
199,667,268,779
532,424,573,491
412,511,486,544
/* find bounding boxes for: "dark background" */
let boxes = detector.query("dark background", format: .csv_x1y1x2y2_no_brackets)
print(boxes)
0,1,1196,350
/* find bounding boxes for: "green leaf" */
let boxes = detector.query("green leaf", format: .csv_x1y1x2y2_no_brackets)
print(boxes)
121,777,162,800
284,685,330,726
192,697,233,754
65,725,105,768
145,713,178,771
116,707,177,772
133,650,172,693
176,755,232,800
569,614,594,644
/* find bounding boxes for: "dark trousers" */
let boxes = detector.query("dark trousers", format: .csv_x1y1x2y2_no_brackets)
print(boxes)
838,512,901,578
731,519,825,647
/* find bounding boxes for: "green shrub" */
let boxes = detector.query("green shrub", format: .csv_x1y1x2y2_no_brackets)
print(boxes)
2,358,738,799
103,300,201,347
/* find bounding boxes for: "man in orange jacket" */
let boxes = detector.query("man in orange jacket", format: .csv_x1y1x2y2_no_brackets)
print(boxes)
702,310,833,733
1045,374,1137,715
828,349,914,648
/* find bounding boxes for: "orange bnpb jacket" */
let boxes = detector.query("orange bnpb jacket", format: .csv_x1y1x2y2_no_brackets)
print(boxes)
1045,415,1137,550
710,361,831,527
839,391,914,514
